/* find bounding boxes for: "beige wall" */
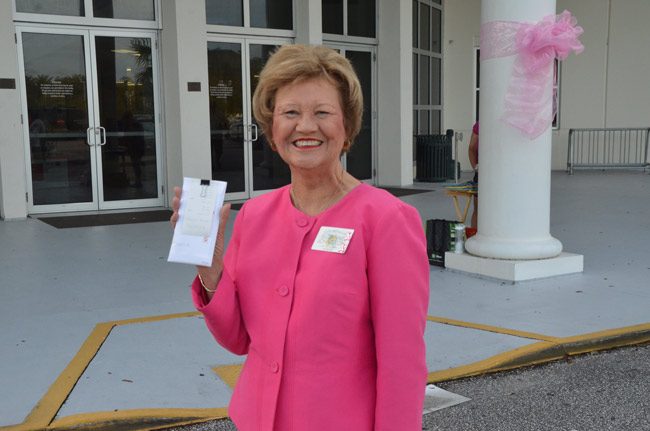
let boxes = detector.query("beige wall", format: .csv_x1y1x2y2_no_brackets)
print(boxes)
604,0,650,127
442,0,481,172
444,0,650,171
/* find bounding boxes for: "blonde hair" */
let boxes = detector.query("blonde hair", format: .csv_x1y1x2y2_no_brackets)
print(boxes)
252,44,363,152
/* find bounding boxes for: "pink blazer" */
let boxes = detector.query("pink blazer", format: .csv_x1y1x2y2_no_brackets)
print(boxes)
192,184,430,431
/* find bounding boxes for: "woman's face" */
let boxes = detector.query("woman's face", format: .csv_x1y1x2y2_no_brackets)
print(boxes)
271,77,347,175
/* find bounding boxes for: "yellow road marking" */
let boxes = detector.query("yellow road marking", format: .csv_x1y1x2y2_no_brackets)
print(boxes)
1,313,648,431
426,315,561,342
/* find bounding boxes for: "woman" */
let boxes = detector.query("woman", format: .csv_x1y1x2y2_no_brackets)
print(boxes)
171,45,429,430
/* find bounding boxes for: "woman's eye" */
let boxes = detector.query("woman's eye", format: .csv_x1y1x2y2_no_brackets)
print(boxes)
316,111,330,118
284,110,299,118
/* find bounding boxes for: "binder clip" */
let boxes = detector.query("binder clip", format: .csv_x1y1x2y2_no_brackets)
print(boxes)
200,179,210,197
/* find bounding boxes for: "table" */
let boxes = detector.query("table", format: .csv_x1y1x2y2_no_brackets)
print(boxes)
445,188,477,224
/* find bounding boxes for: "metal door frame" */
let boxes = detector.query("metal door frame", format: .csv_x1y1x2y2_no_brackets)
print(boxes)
325,42,378,184
206,34,291,201
17,24,164,213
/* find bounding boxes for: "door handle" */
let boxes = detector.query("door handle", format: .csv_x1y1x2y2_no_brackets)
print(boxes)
86,127,94,146
251,124,258,142
98,126,107,146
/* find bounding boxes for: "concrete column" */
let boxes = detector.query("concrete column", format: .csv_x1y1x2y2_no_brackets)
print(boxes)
446,0,583,281
466,0,561,260
0,2,28,219
295,0,322,45
160,0,212,205
377,0,413,186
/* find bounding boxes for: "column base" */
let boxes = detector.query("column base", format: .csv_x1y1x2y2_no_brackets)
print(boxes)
444,251,584,282
465,234,563,260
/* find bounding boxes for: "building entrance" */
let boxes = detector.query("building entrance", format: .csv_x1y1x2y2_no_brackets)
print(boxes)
17,26,163,213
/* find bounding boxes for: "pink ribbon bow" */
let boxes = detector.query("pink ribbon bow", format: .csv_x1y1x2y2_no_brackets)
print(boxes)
481,10,584,139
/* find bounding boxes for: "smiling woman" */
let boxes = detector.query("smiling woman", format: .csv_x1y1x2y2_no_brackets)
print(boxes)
170,44,430,431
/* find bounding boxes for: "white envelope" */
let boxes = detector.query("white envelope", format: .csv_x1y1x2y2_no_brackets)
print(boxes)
167,177,227,266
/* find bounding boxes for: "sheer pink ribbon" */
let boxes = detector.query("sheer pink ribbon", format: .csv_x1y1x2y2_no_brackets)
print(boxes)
480,10,584,139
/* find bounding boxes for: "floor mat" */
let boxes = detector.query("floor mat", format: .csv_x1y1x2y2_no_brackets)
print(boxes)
380,187,433,197
36,189,427,228
36,210,173,229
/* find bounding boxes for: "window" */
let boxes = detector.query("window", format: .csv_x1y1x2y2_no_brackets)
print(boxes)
322,0,376,38
413,0,442,135
206,0,293,30
15,0,155,21
474,48,560,129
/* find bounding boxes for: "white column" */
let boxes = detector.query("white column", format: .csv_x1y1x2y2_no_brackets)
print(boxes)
0,1,28,219
465,0,561,260
377,0,413,186
295,0,322,45
160,0,212,206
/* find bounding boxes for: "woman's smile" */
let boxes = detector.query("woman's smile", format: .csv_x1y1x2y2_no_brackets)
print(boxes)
271,77,347,172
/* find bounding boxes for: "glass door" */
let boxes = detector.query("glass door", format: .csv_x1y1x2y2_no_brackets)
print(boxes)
19,28,96,210
207,36,289,200
90,30,162,208
326,44,377,183
18,26,163,213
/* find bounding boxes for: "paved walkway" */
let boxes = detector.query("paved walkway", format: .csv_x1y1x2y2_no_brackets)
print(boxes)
1,171,649,431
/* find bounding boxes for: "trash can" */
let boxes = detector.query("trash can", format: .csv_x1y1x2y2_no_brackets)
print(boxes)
415,129,454,182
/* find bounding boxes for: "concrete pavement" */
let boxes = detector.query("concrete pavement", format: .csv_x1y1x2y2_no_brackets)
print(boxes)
1,171,649,431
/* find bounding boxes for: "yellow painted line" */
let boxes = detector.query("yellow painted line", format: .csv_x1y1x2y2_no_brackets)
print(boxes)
109,311,201,327
428,321,650,383
48,408,228,431
2,310,648,431
212,364,243,389
17,322,114,430
427,315,561,342
0,312,203,431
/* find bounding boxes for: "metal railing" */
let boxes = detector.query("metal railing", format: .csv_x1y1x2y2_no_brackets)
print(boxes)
567,127,650,174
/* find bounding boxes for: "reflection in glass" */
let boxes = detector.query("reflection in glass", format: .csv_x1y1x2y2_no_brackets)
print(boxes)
250,44,291,192
95,36,158,201
23,33,92,205
323,0,343,35
348,0,375,37
206,0,243,26
16,0,84,16
432,57,441,105
93,0,155,20
412,0,418,48
419,110,429,134
207,42,246,193
431,7,441,53
419,3,430,50
345,51,372,180
431,110,441,134
419,55,429,105
250,0,293,30
413,53,418,105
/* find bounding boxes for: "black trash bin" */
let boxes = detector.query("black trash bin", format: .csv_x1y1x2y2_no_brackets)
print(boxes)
415,129,454,182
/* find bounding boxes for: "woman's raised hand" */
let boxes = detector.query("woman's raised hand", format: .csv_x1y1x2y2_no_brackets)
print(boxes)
170,186,231,295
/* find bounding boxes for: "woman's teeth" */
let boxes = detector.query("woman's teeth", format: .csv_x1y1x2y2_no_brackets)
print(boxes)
294,140,322,148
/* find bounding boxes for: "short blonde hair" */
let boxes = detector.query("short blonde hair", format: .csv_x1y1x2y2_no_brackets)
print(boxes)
252,44,363,152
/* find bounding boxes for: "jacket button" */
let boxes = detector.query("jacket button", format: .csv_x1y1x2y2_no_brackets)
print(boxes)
271,362,279,373
296,217,308,227
277,285,289,297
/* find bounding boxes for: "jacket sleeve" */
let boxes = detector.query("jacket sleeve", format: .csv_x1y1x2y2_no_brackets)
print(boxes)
191,205,250,355
367,203,430,430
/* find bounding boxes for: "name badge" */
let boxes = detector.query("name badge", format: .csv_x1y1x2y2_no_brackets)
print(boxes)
312,226,354,254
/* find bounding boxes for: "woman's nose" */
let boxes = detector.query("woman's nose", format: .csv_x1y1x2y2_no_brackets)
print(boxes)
295,114,317,132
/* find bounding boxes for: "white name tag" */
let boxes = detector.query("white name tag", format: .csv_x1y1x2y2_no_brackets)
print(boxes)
311,226,354,254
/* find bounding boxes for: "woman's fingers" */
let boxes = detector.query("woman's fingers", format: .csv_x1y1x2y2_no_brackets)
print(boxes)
170,186,182,229
214,203,231,261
